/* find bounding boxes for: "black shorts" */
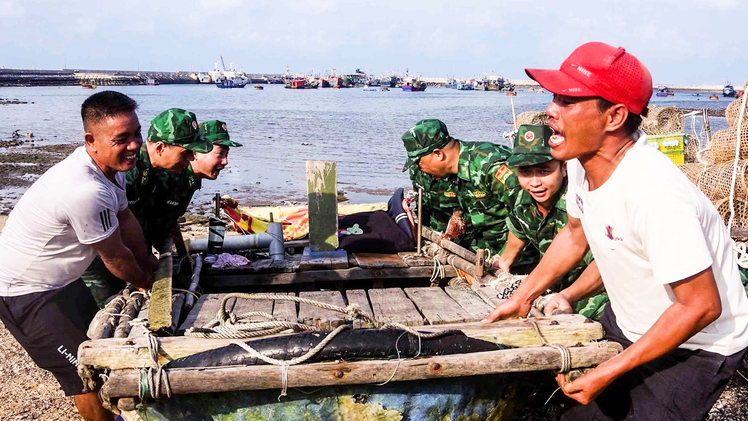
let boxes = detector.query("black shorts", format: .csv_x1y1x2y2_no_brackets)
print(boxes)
562,306,748,421
0,279,99,396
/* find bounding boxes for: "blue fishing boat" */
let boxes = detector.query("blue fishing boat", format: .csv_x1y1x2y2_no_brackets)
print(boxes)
216,77,247,89
656,86,672,97
724,83,737,98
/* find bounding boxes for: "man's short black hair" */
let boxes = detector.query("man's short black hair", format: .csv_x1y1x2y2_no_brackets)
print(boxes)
81,91,138,131
597,98,645,137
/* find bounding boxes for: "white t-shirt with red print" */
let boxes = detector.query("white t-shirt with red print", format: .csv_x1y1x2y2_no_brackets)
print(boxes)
566,130,748,356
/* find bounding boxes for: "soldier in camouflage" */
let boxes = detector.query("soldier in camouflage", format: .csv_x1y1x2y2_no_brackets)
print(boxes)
408,166,459,233
158,120,243,262
402,119,538,268
82,108,212,307
497,124,607,319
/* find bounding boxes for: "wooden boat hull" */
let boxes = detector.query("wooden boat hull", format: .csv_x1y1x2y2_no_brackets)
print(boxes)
132,374,535,421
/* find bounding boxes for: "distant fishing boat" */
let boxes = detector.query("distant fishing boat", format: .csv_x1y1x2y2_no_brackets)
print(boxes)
724,83,737,98
536,89,545,94
216,76,247,89
709,95,720,101
254,85,264,90
81,83,97,89
506,91,517,96
456,83,472,91
380,87,390,91
402,81,427,92
656,86,672,97
146,78,160,86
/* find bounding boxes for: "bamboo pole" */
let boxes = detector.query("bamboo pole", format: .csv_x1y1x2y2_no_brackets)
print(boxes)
149,238,174,332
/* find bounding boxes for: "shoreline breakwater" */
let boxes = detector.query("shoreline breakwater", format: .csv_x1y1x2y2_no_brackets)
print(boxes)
0,69,284,87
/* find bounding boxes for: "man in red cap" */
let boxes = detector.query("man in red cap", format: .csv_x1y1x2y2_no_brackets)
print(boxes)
482,42,748,419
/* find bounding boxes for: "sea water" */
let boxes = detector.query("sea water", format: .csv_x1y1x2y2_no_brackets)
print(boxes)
0,84,729,210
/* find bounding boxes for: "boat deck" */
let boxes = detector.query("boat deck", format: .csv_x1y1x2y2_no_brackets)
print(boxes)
179,283,508,334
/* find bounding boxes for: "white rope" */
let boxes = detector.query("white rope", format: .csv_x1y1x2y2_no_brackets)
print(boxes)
728,81,748,232
528,318,572,374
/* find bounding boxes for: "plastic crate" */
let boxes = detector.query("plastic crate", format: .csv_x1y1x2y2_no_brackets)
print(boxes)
646,133,685,165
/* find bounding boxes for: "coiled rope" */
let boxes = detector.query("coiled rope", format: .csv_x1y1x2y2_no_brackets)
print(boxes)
138,333,173,402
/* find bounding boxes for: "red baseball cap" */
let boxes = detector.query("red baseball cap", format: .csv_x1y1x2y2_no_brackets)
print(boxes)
525,42,653,117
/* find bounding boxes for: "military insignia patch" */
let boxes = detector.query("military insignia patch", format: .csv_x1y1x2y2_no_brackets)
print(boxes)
524,131,535,142
444,191,456,198
474,191,486,198
494,164,513,185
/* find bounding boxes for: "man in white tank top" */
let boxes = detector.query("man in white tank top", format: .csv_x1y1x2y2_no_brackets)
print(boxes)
0,91,155,421
483,43,748,420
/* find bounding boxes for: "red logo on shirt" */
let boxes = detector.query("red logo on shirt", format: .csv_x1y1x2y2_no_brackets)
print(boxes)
605,226,623,242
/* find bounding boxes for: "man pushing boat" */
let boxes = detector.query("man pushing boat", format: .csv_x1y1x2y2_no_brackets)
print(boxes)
0,91,155,420
482,42,748,420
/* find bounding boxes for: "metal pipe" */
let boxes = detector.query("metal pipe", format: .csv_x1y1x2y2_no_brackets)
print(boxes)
266,222,285,261
416,187,423,256
189,229,285,261
184,255,203,311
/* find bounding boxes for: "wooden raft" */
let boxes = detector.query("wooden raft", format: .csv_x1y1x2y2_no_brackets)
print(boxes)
79,287,622,402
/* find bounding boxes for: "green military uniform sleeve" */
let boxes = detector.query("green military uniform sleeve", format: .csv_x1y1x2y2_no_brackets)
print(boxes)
504,186,530,242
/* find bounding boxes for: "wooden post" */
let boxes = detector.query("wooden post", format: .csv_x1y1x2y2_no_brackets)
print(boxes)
475,249,485,278
149,238,174,332
306,161,338,252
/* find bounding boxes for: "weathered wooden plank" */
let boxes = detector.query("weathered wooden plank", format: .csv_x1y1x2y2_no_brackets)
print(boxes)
398,252,435,267
203,266,458,287
299,247,349,270
354,253,408,269
416,314,604,347
271,292,297,322
444,286,494,321
368,288,423,326
298,291,347,330
178,293,235,332
344,289,375,328
100,342,624,398
79,314,605,370
307,160,338,251
148,239,174,331
404,287,472,325
474,284,505,308
231,295,274,322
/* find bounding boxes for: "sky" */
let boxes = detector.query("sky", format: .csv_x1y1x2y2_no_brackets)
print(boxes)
1,0,746,85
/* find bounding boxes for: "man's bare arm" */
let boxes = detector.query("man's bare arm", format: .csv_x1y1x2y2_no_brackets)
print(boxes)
542,261,603,315
557,266,722,404
92,228,153,290
483,215,589,322
117,209,156,272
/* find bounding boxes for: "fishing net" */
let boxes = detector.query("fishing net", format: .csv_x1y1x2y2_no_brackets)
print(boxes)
726,98,748,128
704,127,748,164
515,111,549,126
640,106,683,135
684,134,700,164
678,162,706,185
694,160,748,202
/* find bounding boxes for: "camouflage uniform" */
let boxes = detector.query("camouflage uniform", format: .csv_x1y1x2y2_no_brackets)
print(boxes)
401,120,536,267
83,109,211,307
506,124,607,319
408,167,459,233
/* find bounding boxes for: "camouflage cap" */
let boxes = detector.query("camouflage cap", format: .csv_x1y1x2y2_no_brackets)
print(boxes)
199,120,242,147
506,124,555,167
147,108,212,153
401,119,451,172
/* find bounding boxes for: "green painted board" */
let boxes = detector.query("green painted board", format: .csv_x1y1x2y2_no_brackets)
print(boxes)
306,160,338,251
